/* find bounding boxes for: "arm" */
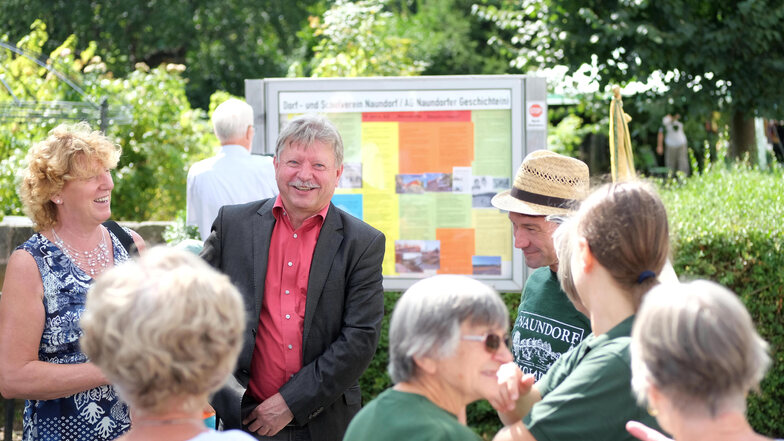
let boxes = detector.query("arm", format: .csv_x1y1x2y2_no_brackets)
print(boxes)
279,231,386,425
0,250,108,399
626,421,672,441
491,362,539,425
129,229,146,253
200,210,247,429
494,422,538,441
498,384,542,425
656,129,664,155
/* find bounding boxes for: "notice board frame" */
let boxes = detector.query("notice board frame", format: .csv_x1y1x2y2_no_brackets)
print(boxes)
246,75,547,292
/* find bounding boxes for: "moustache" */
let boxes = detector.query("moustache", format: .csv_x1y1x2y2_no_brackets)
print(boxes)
290,179,320,190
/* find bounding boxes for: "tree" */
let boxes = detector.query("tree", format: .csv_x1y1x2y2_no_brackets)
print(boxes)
478,0,784,159
292,0,516,78
0,0,320,108
1,22,215,221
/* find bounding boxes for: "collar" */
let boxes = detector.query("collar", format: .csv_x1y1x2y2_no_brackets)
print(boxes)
271,195,330,224
220,144,251,156
585,314,635,351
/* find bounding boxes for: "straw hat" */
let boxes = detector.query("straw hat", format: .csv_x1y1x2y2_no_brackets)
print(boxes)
491,150,589,216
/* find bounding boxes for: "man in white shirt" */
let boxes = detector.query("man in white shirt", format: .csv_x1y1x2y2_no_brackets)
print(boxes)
657,113,689,175
187,98,278,240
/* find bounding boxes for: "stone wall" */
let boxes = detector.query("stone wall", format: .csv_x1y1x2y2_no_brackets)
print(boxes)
0,216,172,289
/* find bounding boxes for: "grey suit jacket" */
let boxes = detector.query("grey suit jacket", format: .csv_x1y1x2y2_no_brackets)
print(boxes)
201,198,385,441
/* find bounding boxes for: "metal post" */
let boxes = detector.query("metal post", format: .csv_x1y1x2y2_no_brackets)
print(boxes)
99,98,108,133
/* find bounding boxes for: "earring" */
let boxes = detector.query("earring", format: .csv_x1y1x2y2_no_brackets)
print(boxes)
647,406,658,417
54,199,62,204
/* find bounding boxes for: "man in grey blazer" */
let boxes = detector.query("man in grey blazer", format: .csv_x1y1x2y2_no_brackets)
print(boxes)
201,114,385,441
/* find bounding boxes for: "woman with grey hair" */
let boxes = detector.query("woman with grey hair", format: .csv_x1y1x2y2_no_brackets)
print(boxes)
343,275,513,441
80,247,255,441
626,280,780,441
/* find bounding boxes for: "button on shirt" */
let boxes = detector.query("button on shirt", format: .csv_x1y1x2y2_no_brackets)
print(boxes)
186,145,278,240
247,196,329,402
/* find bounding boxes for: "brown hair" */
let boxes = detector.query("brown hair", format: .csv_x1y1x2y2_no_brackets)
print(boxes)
575,181,669,308
19,122,121,231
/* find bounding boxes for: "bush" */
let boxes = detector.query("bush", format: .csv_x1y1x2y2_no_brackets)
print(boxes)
1,22,215,222
362,163,784,439
660,163,783,438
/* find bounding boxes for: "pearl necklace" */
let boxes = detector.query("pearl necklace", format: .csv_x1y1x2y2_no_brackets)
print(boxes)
52,227,110,276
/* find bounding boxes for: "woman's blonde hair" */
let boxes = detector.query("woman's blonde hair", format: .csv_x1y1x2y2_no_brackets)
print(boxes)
80,247,246,412
19,122,120,231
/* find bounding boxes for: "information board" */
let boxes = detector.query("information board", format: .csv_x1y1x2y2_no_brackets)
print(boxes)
246,76,547,292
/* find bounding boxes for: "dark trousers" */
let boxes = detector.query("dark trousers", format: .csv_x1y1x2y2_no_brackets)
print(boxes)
249,425,311,441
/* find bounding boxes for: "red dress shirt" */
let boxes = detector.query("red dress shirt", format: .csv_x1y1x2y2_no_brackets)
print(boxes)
247,197,329,402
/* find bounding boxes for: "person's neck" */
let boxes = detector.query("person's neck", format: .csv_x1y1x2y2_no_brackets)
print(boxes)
583,269,635,335
122,409,207,441
395,378,467,422
52,221,103,248
667,409,765,441
222,140,250,152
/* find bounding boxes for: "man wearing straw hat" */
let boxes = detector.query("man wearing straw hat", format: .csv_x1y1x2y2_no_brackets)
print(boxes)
491,150,591,381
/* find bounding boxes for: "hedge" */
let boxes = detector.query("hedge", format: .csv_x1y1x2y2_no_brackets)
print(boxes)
360,163,784,439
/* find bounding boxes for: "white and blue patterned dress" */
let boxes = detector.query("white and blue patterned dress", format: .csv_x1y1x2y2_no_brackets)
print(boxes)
18,230,133,441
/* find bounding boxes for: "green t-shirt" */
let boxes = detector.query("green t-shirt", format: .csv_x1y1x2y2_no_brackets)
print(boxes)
524,316,663,441
343,389,480,441
511,267,591,381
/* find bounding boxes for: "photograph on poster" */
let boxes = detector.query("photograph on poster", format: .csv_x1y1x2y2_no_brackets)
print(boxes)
472,193,496,208
452,166,472,193
472,255,502,275
396,174,426,194
492,177,511,190
424,173,452,192
395,240,441,273
338,162,363,189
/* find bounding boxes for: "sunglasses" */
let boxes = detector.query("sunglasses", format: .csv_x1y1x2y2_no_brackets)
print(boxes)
461,332,510,353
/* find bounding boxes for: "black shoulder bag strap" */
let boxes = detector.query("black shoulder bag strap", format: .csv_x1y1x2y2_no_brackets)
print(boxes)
102,220,138,256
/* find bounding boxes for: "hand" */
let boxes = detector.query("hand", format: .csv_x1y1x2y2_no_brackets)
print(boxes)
656,145,663,155
489,362,535,412
626,421,672,441
242,393,294,436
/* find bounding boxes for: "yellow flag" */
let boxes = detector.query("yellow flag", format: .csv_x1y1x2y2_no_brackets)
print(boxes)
609,86,636,182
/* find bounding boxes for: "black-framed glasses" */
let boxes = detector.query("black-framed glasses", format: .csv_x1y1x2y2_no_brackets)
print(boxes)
461,332,510,353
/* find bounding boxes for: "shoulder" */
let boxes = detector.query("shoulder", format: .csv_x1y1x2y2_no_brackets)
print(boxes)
187,155,219,177
331,205,384,240
221,198,273,217
525,267,558,289
248,154,274,167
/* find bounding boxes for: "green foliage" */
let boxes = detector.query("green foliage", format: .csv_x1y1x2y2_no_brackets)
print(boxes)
1,23,215,222
302,0,427,78
0,1,320,109
659,163,784,437
162,209,201,244
477,0,784,157
548,114,587,157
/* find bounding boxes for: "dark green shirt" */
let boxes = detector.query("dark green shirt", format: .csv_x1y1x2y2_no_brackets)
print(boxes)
524,316,663,441
511,267,591,381
343,389,480,441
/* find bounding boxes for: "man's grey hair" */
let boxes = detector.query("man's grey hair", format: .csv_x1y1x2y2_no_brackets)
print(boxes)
388,275,509,384
212,98,253,144
631,280,771,417
275,114,344,167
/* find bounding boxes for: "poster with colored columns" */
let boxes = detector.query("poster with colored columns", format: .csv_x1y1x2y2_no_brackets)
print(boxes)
279,89,514,280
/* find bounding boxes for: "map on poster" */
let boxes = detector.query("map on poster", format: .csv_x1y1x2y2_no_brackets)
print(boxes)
279,89,514,280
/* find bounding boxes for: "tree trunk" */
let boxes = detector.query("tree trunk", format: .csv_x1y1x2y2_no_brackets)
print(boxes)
729,110,757,160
